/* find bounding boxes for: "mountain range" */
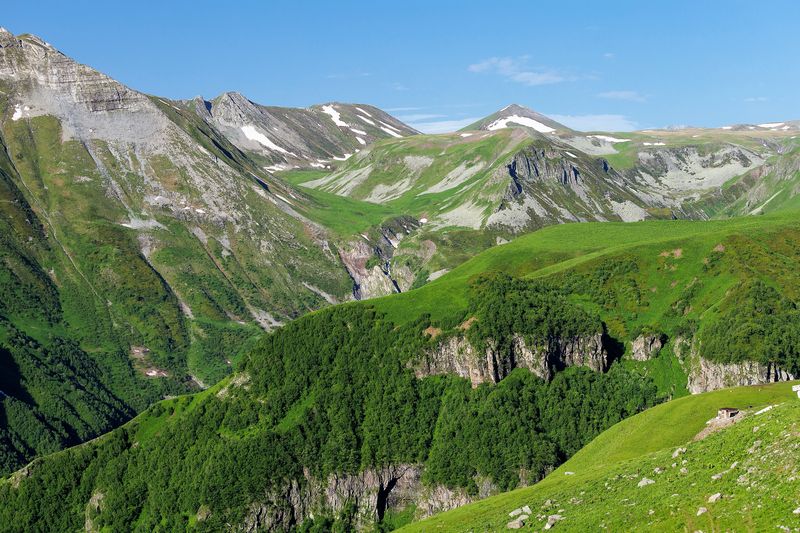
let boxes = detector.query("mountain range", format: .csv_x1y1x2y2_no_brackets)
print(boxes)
1,27,800,531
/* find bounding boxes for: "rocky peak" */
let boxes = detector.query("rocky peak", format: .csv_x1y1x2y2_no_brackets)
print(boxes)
468,103,570,133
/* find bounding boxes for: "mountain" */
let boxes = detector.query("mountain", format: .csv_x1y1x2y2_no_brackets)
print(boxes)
287,104,798,297
403,381,799,531
187,92,418,170
0,28,376,472
3,211,800,530
461,103,572,134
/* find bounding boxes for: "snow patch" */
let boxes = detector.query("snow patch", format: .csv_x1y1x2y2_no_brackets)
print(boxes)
460,133,474,137
333,153,353,161
357,114,375,125
356,107,372,117
11,104,23,121
242,125,295,155
356,137,366,145
350,127,367,135
643,142,666,146
564,151,578,158
486,115,555,133
758,122,784,128
322,105,349,127
381,125,403,138
720,126,732,130
588,134,630,143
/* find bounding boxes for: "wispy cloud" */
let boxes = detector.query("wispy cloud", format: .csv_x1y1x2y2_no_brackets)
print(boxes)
548,113,638,132
409,117,480,134
385,106,425,112
397,113,446,122
597,90,647,103
468,56,569,86
744,96,768,102
602,52,615,59
389,82,409,91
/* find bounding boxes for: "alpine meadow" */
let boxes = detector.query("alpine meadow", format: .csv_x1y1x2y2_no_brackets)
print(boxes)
2,2,800,531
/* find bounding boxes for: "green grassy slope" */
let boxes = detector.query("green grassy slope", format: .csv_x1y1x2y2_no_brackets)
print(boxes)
401,381,799,532
3,211,800,530
370,211,799,324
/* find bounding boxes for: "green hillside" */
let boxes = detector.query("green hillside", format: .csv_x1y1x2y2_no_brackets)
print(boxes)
3,211,800,531
401,381,799,531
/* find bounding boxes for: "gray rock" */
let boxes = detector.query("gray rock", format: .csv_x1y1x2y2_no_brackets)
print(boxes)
638,477,655,488
708,493,721,503
697,507,707,516
631,334,665,361
545,514,564,529
507,518,525,529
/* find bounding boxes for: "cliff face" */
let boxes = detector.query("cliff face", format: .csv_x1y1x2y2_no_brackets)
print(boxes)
687,357,795,394
241,465,492,531
412,333,608,386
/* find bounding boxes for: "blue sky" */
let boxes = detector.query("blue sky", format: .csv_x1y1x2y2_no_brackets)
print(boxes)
5,0,800,132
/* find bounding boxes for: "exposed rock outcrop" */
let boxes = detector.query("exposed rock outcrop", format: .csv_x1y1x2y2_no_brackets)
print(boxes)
630,333,666,361
241,465,489,531
339,216,420,299
413,332,608,386
688,357,795,394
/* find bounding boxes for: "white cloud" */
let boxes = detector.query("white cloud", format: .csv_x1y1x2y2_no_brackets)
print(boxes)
547,114,638,132
597,90,647,103
409,117,480,134
744,96,768,102
468,56,568,86
386,106,425,112
603,52,615,59
397,113,446,122
390,82,409,91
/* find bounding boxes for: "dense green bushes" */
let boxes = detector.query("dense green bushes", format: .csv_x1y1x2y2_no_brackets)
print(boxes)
702,280,800,372
1,297,658,531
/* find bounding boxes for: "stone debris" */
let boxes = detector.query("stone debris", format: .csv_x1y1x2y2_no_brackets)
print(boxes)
522,505,532,515
793,507,800,515
506,518,525,529
672,447,687,458
544,514,564,530
638,477,655,488
708,493,721,503
509,508,523,517
697,507,707,516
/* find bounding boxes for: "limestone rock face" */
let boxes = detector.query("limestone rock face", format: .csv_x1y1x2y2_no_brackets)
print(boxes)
413,332,608,386
630,334,665,361
241,465,490,531
688,357,795,394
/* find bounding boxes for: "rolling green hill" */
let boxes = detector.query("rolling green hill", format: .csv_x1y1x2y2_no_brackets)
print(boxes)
400,381,800,531
3,211,800,531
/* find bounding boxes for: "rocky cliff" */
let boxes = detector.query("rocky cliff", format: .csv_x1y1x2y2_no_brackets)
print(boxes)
413,332,608,386
687,356,795,394
241,464,492,531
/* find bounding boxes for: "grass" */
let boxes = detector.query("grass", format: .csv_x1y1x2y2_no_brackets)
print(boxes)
278,169,400,236
369,211,799,325
401,381,799,532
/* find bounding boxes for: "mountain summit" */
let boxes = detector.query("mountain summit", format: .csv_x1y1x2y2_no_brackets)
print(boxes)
462,104,571,133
